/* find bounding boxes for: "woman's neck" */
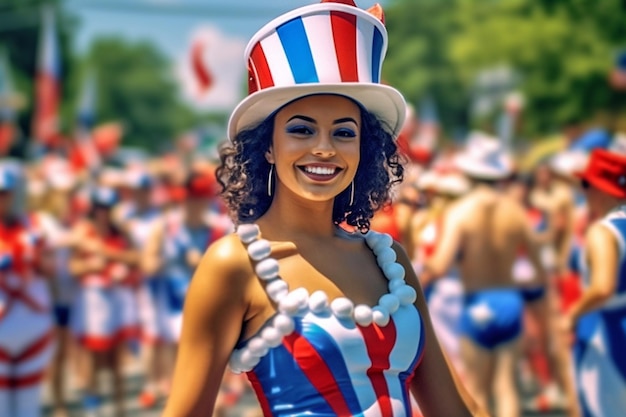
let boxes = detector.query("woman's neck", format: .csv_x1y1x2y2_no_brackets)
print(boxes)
259,193,337,240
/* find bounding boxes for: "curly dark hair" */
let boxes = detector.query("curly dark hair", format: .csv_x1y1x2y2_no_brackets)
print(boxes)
217,103,404,233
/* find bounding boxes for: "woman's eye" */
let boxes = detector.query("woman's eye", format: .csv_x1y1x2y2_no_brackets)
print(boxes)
286,125,314,135
334,128,357,138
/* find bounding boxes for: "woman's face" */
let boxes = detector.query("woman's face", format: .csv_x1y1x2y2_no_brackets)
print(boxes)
268,95,361,204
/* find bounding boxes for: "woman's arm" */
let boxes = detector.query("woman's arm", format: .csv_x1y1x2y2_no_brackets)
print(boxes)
566,222,619,323
394,242,489,417
161,234,252,417
139,220,165,276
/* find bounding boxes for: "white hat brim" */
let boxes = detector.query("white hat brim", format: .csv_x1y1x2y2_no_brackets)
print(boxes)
227,83,406,141
454,154,513,180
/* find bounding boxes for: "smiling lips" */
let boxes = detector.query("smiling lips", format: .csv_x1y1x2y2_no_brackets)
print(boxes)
299,165,342,182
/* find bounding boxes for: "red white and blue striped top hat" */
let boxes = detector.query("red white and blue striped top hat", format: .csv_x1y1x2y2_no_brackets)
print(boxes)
228,0,406,140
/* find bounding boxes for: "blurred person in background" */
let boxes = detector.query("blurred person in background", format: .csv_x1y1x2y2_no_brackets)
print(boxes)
412,171,469,374
507,170,578,415
69,187,141,417
28,164,83,417
422,135,547,417
0,163,55,417
116,170,167,409
562,149,626,417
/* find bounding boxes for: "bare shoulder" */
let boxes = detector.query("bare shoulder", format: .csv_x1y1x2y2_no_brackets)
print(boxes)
197,233,253,283
444,196,472,225
586,220,617,246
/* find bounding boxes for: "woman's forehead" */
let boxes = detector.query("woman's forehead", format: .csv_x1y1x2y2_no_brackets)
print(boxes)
276,94,361,121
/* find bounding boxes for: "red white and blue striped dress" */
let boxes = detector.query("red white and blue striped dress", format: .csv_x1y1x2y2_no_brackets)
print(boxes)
229,224,426,417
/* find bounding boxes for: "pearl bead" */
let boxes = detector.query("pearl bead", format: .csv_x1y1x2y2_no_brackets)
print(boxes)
247,239,271,261
376,247,397,266
255,258,279,281
236,224,260,244
371,233,393,252
382,262,405,281
394,284,417,305
379,293,400,314
372,306,390,326
388,278,405,292
308,290,329,314
291,288,309,310
261,326,283,347
266,279,288,303
240,349,261,369
228,349,244,373
365,231,382,249
330,297,354,319
354,304,373,326
278,292,301,315
273,314,295,335
247,337,269,357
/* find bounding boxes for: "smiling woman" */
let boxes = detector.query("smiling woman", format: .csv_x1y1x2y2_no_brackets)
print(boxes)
218,94,402,232
162,1,485,417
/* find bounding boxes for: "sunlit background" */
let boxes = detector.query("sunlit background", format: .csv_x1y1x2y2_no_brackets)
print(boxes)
0,1,625,416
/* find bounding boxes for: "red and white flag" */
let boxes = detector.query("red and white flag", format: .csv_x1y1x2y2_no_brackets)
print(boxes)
32,7,61,147
177,27,245,111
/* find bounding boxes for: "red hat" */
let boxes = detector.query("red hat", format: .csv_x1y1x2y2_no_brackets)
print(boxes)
577,149,626,199
187,173,217,198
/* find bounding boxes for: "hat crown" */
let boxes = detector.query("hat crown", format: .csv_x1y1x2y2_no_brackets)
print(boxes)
579,149,626,199
246,1,388,95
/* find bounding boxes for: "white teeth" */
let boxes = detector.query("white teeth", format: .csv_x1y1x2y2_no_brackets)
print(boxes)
304,166,336,175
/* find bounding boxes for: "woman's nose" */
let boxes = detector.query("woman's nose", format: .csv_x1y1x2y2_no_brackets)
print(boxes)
311,134,336,158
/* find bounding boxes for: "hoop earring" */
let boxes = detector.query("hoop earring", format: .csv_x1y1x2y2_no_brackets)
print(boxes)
267,164,274,197
349,181,355,206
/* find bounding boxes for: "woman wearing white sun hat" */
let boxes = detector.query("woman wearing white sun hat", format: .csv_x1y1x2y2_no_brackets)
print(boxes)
163,1,485,416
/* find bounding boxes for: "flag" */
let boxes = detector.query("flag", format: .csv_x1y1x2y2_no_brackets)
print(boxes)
0,49,19,155
32,7,61,147
177,26,245,110
70,71,101,172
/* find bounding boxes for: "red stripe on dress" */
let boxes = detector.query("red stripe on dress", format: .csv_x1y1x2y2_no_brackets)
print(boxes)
246,370,273,417
330,11,359,82
249,43,274,90
0,330,53,362
282,331,353,416
358,319,397,417
0,370,46,388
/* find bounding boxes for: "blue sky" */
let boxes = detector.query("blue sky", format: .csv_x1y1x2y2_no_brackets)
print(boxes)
66,0,388,60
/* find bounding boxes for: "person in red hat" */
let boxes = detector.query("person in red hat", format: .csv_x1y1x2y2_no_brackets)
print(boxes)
163,1,484,417
561,149,626,417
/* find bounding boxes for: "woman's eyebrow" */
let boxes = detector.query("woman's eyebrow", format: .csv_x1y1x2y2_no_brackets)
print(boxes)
287,115,316,123
333,117,358,125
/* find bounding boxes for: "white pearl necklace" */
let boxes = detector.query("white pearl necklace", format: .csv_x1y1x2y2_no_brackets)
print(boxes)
229,223,417,373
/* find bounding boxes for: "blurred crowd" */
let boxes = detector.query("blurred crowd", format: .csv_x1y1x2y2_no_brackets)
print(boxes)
0,103,623,417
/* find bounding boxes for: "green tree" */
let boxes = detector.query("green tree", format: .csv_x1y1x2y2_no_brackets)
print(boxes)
84,37,197,150
384,0,626,139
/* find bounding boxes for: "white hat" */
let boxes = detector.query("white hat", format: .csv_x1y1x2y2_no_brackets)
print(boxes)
549,150,588,178
454,132,513,180
227,0,406,140
436,173,470,196
416,170,440,191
